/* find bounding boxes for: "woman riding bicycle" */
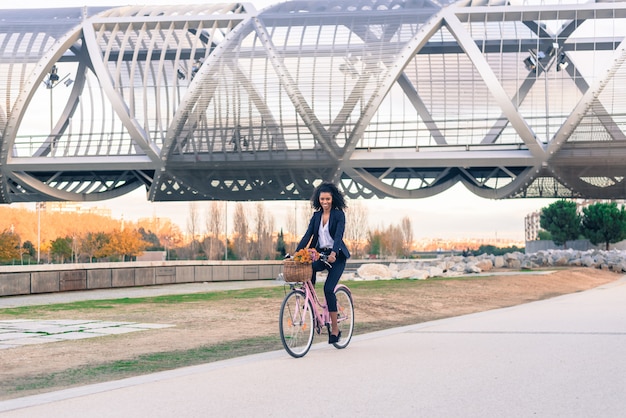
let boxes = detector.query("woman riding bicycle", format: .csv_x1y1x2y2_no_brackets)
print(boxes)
296,182,350,344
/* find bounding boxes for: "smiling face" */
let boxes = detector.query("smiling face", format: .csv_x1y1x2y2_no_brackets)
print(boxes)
319,191,332,212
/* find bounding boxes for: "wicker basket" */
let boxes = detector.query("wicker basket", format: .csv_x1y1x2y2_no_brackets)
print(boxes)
282,260,312,282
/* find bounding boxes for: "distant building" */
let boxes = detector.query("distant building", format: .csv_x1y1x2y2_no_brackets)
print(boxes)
45,202,112,218
525,211,541,241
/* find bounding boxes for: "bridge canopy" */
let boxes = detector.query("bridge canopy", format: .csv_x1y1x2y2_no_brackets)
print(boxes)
2,0,626,203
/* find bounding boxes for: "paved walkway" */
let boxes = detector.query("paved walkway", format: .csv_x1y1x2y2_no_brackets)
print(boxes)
0,274,625,417
0,320,172,350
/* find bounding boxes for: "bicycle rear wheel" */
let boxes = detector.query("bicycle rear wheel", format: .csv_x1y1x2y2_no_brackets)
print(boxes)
333,286,354,349
279,289,314,358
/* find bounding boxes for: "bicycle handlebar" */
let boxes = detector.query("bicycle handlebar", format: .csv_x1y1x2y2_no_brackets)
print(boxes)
283,252,333,268
319,253,333,268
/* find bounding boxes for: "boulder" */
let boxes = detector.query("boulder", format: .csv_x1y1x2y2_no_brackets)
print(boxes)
554,256,569,266
428,266,444,278
388,263,400,272
396,269,429,280
450,263,467,272
581,256,595,268
357,264,392,280
465,264,482,274
506,259,521,269
475,259,493,271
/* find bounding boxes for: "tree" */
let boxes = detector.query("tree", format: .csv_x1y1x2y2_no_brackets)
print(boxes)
400,216,413,258
50,236,72,263
581,202,626,250
276,229,287,258
69,234,81,263
22,241,35,258
202,201,224,260
537,230,552,240
232,203,249,260
367,230,383,258
138,227,161,250
539,200,581,247
286,203,298,250
104,229,148,261
385,224,405,257
186,202,200,260
152,218,182,260
345,201,369,258
0,230,22,262
81,232,110,262
252,203,274,259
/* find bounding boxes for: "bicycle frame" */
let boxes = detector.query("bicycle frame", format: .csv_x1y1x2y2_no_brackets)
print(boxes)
288,278,348,334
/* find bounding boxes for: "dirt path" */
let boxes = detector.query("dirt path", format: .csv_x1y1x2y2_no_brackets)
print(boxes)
0,267,620,399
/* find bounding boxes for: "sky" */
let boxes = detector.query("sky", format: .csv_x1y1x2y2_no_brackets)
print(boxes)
76,184,555,242
9,0,561,242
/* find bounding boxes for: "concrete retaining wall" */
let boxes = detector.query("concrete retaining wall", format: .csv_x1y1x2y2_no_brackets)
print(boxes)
525,239,626,253
0,259,376,298
0,261,286,297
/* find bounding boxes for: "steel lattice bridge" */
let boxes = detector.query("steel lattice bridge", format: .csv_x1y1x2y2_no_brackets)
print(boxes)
1,0,626,203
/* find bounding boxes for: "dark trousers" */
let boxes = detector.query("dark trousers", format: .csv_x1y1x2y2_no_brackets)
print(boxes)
310,250,346,312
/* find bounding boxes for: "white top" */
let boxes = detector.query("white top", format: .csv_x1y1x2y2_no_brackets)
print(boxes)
318,217,334,249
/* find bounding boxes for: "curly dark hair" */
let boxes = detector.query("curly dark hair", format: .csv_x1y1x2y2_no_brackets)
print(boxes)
310,182,347,211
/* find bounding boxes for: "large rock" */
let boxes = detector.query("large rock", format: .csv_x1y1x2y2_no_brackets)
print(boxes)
465,264,482,274
450,263,467,272
428,266,444,278
506,259,521,269
475,259,493,271
613,261,626,273
357,264,392,280
441,260,456,271
581,256,595,267
395,269,429,280
554,256,569,266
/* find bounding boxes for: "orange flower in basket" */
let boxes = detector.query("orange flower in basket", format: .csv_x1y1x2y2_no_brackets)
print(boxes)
292,248,320,264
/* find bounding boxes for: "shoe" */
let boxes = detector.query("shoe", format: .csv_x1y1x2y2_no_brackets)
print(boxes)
328,331,342,344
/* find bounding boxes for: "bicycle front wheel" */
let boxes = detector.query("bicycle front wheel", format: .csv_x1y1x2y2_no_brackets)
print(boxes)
279,289,314,358
333,286,354,349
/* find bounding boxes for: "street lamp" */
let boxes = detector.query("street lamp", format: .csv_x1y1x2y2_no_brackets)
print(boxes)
43,64,73,133
36,202,44,263
224,201,228,260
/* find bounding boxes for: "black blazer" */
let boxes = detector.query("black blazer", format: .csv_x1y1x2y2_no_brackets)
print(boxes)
296,209,351,258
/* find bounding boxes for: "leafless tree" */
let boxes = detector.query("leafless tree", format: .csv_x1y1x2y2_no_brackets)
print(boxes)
70,233,82,263
201,201,224,259
345,200,369,258
266,216,276,259
252,203,275,259
294,201,313,250
401,216,414,257
286,211,296,250
300,200,312,234
286,202,298,250
386,224,405,258
284,201,311,252
233,203,249,260
186,202,200,260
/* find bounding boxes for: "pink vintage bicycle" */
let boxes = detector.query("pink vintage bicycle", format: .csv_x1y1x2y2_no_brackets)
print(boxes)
278,258,354,358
